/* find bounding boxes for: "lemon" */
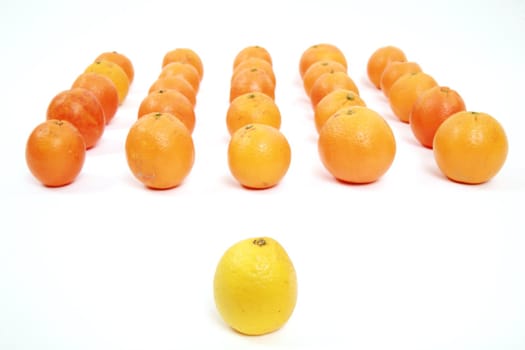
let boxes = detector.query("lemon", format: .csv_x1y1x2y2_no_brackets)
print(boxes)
213,237,298,335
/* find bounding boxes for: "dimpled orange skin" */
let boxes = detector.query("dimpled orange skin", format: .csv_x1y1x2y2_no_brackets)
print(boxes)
228,124,291,189
302,60,347,97
229,67,275,102
314,89,366,133
299,43,348,79
380,61,422,97
25,119,86,187
367,45,407,89
232,57,276,86
148,76,197,106
226,92,281,135
162,48,204,81
125,112,194,190
318,106,396,184
433,111,508,184
233,45,273,69
309,71,360,107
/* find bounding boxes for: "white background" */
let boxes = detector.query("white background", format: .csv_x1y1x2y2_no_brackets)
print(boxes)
1,0,524,349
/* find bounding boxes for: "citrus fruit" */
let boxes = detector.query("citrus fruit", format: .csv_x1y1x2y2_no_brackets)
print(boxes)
367,45,407,89
232,57,276,86
309,71,359,107
46,88,105,149
72,72,119,124
233,45,273,69
159,61,201,92
85,60,130,104
318,106,396,183
410,86,466,148
388,71,438,123
433,111,508,184
226,92,281,135
214,236,297,336
229,67,275,102
125,112,194,189
162,48,203,81
299,43,347,79
137,89,195,134
302,60,347,97
148,76,197,106
95,51,135,84
26,119,86,187
380,61,422,97
228,124,291,189
314,89,366,133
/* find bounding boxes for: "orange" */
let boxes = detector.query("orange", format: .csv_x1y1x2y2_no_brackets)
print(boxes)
433,111,508,184
95,51,135,84
137,89,195,134
229,67,275,102
232,57,276,86
388,71,438,123
125,112,195,189
148,75,197,106
228,124,291,189
302,60,347,96
46,88,105,149
226,92,281,135
314,89,366,133
318,106,396,184
85,60,130,104
367,45,407,89
159,61,201,92
299,43,347,79
233,45,272,69
25,119,86,187
162,48,203,81
72,72,119,124
410,86,466,148
380,61,422,97
309,71,359,107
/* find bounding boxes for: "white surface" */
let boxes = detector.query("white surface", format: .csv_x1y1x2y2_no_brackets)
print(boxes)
1,0,524,349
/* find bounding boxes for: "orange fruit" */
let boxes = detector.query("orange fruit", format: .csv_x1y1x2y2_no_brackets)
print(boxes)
318,106,396,184
85,60,130,104
228,124,291,189
302,60,347,96
95,51,134,84
380,61,422,97
226,92,281,135
433,111,508,184
148,75,197,106
367,45,407,89
25,119,86,187
46,88,105,149
410,86,466,148
314,89,366,133
162,48,203,81
125,112,195,189
137,89,195,134
388,71,438,123
309,71,359,107
229,67,275,102
72,72,119,124
299,43,347,79
159,61,201,92
232,57,276,86
233,45,272,69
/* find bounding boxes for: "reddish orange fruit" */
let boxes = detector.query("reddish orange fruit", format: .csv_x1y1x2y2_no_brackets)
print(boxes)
410,86,466,148
26,119,86,187
72,72,119,124
46,88,105,149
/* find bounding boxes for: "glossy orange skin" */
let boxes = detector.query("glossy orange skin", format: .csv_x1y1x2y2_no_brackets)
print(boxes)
232,57,276,86
380,61,422,97
230,67,275,102
299,43,347,79
46,88,105,149
226,92,281,135
309,71,359,107
302,60,347,97
367,45,407,89
314,89,366,133
26,119,86,187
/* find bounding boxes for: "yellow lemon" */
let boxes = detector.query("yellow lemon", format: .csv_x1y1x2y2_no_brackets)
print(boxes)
213,237,297,335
